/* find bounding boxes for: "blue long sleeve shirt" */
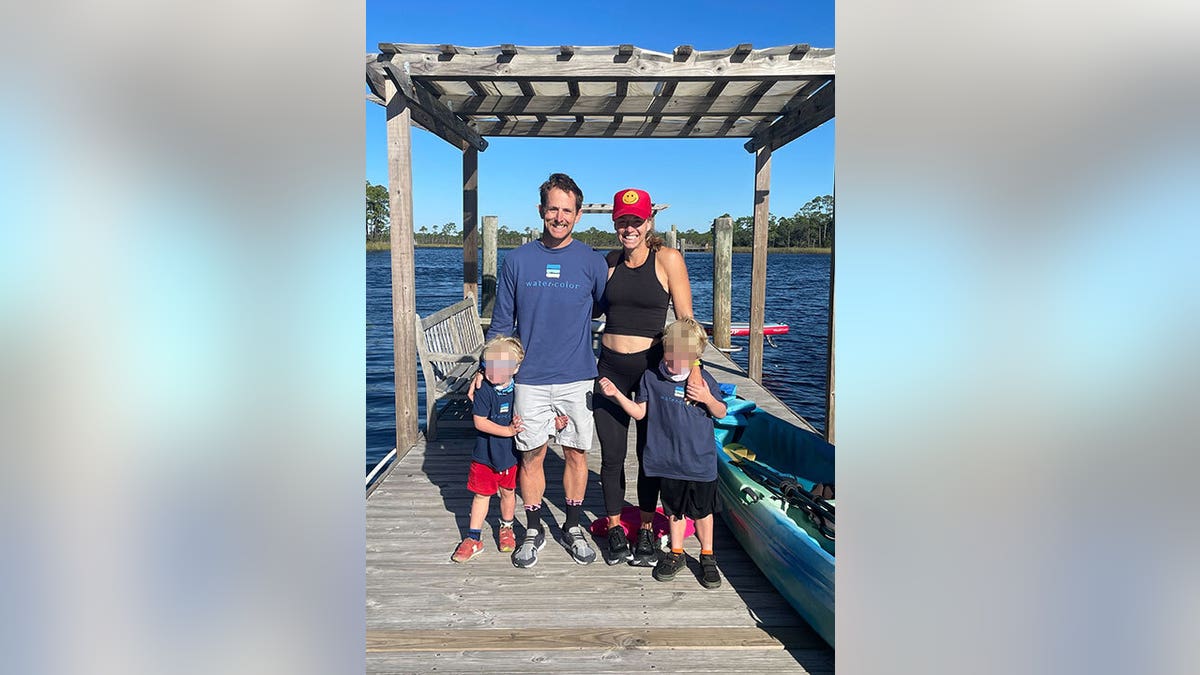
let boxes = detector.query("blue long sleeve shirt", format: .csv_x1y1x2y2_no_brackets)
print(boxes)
486,239,607,385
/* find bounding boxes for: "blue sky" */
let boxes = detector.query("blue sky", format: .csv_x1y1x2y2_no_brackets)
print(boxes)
366,1,834,235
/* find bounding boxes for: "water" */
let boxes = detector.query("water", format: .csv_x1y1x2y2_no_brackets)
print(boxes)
367,247,830,474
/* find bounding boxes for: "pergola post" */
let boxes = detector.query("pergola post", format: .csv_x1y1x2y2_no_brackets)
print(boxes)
462,146,478,301
385,78,419,454
749,145,771,383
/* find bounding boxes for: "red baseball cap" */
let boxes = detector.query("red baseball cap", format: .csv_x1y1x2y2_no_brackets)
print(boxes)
612,188,652,221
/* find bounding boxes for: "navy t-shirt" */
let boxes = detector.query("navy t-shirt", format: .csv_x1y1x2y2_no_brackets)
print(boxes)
636,368,724,481
486,239,607,385
472,383,519,471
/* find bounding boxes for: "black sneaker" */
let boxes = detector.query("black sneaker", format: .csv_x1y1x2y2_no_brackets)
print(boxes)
631,528,657,567
699,553,722,589
653,551,685,582
603,525,632,565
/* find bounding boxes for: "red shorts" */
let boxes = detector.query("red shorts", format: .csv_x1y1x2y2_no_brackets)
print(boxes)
467,461,518,496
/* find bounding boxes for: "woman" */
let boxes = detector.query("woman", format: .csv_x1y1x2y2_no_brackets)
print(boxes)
594,187,704,567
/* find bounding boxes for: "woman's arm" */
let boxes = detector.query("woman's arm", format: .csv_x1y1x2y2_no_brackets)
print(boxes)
659,247,693,319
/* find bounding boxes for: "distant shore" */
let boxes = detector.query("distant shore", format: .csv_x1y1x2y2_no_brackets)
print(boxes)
367,241,830,254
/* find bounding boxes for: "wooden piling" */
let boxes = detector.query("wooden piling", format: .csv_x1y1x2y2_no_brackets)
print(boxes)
665,224,677,250
385,78,419,455
462,147,478,301
749,145,771,383
482,215,498,319
712,216,732,350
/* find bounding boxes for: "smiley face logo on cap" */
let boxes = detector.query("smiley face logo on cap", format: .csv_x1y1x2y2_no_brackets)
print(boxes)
621,190,640,205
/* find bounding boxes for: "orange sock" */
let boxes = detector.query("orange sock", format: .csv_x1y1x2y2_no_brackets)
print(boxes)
701,549,713,555
671,547,683,555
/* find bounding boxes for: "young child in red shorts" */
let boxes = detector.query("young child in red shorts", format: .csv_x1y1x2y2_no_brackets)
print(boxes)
451,337,569,562
452,336,526,562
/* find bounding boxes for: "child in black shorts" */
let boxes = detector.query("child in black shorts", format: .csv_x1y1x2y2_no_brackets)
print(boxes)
598,317,728,588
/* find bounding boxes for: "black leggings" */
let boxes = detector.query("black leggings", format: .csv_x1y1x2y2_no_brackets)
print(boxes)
593,343,663,518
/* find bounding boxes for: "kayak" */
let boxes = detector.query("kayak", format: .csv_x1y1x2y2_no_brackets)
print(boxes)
713,391,835,647
701,321,790,337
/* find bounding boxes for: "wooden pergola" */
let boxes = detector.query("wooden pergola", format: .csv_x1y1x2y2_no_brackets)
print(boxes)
366,43,835,456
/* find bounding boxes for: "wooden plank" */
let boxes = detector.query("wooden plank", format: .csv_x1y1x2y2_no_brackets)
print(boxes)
749,145,771,383
386,78,420,455
744,77,827,141
745,79,834,153
437,93,814,117
712,216,733,350
387,44,835,81
364,55,389,101
420,296,475,328
368,648,833,674
467,117,770,138
367,626,822,651
381,61,488,151
462,147,478,300
581,203,670,215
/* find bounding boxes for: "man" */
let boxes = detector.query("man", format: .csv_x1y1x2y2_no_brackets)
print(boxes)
483,172,608,568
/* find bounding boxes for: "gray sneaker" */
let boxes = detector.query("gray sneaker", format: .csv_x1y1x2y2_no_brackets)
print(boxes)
563,525,597,565
512,528,546,569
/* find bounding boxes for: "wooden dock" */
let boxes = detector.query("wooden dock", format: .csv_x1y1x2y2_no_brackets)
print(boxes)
366,344,833,674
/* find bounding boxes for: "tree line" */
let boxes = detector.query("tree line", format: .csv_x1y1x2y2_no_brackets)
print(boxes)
367,181,832,250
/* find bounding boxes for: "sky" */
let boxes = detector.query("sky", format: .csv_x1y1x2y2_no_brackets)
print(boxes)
365,1,834,235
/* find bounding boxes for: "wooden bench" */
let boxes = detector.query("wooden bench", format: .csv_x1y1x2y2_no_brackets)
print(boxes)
415,294,485,441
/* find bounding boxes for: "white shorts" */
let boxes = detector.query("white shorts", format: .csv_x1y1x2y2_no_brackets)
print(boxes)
513,379,596,452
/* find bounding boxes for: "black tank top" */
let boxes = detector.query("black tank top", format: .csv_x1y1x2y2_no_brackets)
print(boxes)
604,248,670,338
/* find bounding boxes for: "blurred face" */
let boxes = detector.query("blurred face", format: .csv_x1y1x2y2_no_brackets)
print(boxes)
538,187,581,247
483,348,519,385
662,338,702,376
613,214,651,251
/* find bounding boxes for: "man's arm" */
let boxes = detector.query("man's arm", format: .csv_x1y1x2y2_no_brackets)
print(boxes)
487,258,518,339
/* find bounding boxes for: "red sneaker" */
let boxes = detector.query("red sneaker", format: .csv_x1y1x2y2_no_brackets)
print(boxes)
498,526,517,552
451,537,484,563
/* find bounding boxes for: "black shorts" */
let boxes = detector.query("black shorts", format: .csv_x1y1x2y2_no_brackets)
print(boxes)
659,477,721,520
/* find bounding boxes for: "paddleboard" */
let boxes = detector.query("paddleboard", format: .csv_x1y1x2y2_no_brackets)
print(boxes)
701,321,789,337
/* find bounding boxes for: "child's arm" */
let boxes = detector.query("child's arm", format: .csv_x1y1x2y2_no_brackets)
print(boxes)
474,414,525,437
685,378,727,419
597,377,647,420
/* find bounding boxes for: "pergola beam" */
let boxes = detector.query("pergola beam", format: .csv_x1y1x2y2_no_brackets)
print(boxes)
385,44,834,81
467,117,772,138
377,61,488,152
437,93,818,117
744,80,835,153
580,203,670,214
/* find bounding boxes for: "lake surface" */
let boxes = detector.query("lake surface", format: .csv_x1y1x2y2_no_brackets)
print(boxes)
367,247,830,474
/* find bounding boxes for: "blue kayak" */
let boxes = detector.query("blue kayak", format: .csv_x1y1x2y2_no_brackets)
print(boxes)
714,392,835,647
